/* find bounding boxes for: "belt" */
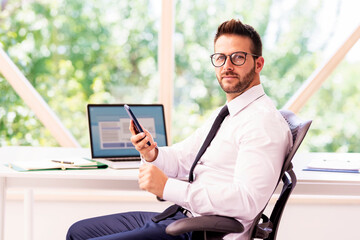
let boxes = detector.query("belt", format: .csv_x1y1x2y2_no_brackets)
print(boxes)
180,207,193,218
152,204,192,223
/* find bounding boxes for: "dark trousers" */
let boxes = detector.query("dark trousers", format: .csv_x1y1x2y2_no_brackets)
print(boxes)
66,210,192,240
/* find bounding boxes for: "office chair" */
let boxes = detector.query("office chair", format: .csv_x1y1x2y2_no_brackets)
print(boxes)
166,109,312,240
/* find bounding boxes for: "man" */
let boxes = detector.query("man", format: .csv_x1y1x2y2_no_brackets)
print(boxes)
67,19,292,240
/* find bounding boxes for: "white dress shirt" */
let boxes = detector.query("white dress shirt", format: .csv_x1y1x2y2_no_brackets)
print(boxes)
149,84,292,240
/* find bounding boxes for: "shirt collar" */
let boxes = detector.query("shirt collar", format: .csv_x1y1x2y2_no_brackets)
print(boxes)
226,84,266,116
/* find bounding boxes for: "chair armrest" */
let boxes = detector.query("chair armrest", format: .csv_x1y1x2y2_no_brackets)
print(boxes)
166,215,244,236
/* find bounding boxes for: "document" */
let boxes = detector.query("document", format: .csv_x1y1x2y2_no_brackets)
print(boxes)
305,158,360,173
6,158,107,171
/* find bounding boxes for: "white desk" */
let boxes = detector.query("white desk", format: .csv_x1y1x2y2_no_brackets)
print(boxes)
292,152,360,196
0,146,139,240
1,147,360,240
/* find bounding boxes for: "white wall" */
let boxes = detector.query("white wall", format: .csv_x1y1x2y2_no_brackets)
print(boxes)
4,190,171,240
266,197,360,239
4,190,360,240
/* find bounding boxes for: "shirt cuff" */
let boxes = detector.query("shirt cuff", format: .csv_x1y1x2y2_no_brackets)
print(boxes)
163,177,189,207
146,147,166,167
140,147,162,165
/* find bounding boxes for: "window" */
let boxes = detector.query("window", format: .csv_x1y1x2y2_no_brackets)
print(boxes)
1,0,359,152
173,0,360,152
0,0,160,147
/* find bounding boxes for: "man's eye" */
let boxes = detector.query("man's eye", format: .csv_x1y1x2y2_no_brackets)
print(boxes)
233,55,245,61
215,55,225,61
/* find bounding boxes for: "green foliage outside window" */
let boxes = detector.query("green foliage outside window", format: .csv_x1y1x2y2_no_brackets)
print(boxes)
1,0,359,152
0,0,159,147
171,0,322,142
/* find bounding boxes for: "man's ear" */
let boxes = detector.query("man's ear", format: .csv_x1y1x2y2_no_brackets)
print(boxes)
255,56,264,73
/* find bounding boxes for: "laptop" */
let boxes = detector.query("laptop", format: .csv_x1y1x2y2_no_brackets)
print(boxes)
87,104,168,169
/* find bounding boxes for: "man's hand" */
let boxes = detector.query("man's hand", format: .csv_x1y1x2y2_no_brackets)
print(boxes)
129,120,158,162
138,164,168,198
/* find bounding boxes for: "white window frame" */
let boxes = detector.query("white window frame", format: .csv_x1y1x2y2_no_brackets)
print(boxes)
0,1,359,147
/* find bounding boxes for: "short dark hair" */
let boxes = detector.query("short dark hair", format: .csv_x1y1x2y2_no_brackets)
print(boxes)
214,19,262,56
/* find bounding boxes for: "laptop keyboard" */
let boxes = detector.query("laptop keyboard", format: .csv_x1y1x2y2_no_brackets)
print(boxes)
105,157,140,162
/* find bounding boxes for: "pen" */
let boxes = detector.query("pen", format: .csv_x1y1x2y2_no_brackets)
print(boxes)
51,160,74,164
303,168,359,174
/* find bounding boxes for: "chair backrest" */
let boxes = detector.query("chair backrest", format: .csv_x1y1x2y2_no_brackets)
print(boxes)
251,109,312,240
165,110,312,240
280,109,312,176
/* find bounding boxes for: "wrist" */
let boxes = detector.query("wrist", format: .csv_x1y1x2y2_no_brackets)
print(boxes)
143,146,159,162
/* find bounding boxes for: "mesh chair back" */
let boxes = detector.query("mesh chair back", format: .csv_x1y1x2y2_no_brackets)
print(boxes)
251,110,312,240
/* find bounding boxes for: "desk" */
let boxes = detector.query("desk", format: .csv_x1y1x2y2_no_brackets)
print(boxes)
1,148,360,240
0,146,139,240
292,152,360,196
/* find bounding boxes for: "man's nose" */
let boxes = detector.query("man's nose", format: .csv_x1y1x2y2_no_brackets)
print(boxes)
222,56,234,71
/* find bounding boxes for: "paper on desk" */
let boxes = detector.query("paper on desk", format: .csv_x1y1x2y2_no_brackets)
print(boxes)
307,159,360,171
51,158,97,166
8,158,99,171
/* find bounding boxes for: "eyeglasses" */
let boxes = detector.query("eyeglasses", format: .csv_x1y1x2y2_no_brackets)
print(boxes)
210,51,259,67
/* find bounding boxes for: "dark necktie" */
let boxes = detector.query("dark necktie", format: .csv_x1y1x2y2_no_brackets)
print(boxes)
188,105,229,182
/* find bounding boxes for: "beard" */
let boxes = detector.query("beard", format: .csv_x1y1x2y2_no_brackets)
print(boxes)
217,66,256,94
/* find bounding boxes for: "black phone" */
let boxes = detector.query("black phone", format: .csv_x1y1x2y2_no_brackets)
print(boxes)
124,104,151,146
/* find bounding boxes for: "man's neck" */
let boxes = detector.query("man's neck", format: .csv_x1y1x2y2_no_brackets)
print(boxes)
226,83,261,102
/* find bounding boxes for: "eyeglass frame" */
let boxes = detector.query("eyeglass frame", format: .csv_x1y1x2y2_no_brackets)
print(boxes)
210,51,260,67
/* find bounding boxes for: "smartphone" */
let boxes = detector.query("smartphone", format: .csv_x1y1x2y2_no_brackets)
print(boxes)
124,104,151,146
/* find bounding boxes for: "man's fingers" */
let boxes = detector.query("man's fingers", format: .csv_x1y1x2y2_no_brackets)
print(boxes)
138,164,167,198
138,165,151,189
138,164,154,183
128,120,158,162
129,120,136,134
131,132,145,144
129,120,148,136
138,165,148,177
134,136,156,152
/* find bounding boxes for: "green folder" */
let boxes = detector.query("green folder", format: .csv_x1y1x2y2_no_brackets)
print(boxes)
5,158,107,172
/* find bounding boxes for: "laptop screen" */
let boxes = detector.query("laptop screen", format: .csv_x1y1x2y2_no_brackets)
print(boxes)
87,104,167,158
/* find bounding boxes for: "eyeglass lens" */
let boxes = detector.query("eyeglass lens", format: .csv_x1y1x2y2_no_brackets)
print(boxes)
211,52,247,67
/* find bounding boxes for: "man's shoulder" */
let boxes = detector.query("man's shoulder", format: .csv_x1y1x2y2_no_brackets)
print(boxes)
235,97,288,130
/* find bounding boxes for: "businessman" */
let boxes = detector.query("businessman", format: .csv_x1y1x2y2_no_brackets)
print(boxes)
67,19,292,240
